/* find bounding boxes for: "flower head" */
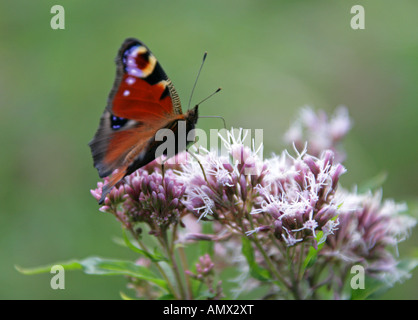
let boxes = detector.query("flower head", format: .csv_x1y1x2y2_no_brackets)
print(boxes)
180,129,267,223
323,190,416,282
284,106,352,162
123,169,186,230
186,254,215,280
91,168,186,236
250,149,346,247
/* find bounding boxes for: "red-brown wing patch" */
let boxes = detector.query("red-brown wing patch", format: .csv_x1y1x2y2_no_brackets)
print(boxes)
103,128,150,167
112,76,173,120
102,115,184,169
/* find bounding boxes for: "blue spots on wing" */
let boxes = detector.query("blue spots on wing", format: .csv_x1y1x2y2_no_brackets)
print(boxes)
110,114,128,130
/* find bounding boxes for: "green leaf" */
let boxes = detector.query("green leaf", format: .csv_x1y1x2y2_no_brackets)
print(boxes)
81,257,168,289
158,293,176,300
303,231,325,269
15,260,83,275
120,291,136,300
112,236,128,248
241,237,270,281
303,247,319,270
17,256,169,292
152,247,168,262
350,275,387,300
122,229,167,262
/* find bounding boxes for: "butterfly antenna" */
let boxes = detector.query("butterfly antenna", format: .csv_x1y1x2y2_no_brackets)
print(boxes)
195,87,222,106
187,52,208,111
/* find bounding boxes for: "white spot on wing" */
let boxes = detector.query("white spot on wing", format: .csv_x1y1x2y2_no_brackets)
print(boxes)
126,77,136,85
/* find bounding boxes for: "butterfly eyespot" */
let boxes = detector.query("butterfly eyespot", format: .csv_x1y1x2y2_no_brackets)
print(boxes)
122,45,152,77
122,44,156,80
110,114,128,130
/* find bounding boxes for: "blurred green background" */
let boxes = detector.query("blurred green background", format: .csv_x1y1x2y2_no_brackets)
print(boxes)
1,0,417,299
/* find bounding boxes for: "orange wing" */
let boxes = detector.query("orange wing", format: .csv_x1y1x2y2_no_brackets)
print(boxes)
89,38,185,203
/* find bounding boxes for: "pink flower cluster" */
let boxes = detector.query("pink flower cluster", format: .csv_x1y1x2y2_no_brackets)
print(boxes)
91,107,415,298
91,165,187,235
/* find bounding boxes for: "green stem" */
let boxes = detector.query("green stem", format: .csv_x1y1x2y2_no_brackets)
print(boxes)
252,236,290,288
130,229,179,299
297,241,305,282
162,227,186,299
178,246,193,300
113,208,179,299
286,246,302,300
242,207,292,292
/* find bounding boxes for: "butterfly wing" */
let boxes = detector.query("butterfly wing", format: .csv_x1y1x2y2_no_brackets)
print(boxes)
89,38,184,202
109,38,182,121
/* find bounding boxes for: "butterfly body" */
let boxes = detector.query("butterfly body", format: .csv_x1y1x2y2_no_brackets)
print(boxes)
89,38,199,204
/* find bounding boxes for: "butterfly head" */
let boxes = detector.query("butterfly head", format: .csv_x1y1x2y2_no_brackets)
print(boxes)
185,105,199,126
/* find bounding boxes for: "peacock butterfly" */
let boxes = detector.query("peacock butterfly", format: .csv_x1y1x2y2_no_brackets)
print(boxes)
89,38,199,204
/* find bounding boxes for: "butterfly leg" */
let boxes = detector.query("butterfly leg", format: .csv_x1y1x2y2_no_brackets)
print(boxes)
159,155,169,181
199,115,227,129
